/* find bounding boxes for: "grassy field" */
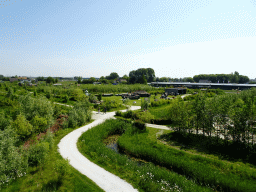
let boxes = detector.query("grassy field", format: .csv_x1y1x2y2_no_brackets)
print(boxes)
77,119,213,192
2,122,104,192
118,127,256,192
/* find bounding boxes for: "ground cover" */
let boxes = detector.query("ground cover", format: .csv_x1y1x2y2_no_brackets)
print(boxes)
77,119,212,192
118,127,256,192
2,122,104,192
159,131,256,166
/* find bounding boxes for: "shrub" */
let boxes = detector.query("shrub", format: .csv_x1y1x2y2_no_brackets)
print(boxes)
55,159,71,180
0,113,12,131
0,128,28,189
136,111,154,123
62,95,69,103
30,115,48,133
28,141,49,166
12,114,33,140
133,120,146,131
42,130,54,150
115,111,122,117
46,92,51,99
97,94,102,101
141,98,149,111
66,101,92,128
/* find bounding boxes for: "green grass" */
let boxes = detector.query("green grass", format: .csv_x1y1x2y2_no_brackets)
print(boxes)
118,127,256,192
148,104,171,120
2,122,104,192
159,131,256,167
77,119,212,192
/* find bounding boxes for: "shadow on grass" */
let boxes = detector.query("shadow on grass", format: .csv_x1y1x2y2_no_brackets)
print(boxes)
41,179,62,192
159,131,256,166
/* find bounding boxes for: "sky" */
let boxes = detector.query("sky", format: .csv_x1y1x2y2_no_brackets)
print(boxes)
1,0,256,79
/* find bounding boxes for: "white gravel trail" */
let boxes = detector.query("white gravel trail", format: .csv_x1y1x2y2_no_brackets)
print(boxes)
58,106,140,192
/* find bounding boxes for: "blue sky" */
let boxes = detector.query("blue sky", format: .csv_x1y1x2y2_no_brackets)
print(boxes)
1,0,256,79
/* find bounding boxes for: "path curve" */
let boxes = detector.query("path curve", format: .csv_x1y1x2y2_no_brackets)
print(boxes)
58,106,140,192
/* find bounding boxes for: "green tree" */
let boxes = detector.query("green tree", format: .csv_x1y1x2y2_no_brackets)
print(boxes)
192,94,206,135
183,77,194,82
12,114,33,139
46,76,55,84
129,68,155,84
106,72,119,80
30,115,48,133
0,128,28,188
77,76,82,84
141,74,147,84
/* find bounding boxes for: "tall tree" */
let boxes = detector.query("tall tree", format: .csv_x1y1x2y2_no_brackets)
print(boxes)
106,72,119,80
128,68,155,84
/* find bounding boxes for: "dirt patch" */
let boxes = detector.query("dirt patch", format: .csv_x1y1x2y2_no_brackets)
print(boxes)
23,114,68,149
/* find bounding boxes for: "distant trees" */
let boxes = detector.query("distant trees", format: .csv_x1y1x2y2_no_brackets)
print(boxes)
106,72,119,80
37,76,45,81
46,77,55,84
193,71,249,84
129,68,155,84
183,77,194,82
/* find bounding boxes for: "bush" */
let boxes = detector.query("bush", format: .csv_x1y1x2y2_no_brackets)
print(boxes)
30,115,48,133
0,113,12,131
62,95,69,103
43,130,54,150
46,92,51,99
136,111,154,123
0,128,28,189
133,120,146,131
66,101,92,128
12,114,33,140
115,111,122,117
123,110,134,119
55,159,71,180
28,141,49,166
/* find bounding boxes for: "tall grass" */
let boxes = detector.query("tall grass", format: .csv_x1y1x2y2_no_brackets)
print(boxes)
118,128,256,192
78,119,212,192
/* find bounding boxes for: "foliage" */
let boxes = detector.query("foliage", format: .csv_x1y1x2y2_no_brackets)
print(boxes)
11,114,33,140
27,141,49,166
30,115,48,134
18,95,54,124
65,101,92,128
54,159,71,180
118,128,256,192
193,71,249,83
135,111,155,123
141,98,149,111
0,113,12,131
129,68,155,84
106,72,119,80
0,128,28,189
78,119,211,192
46,77,55,84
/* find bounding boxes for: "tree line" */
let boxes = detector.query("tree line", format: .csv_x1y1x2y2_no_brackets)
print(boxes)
168,88,256,146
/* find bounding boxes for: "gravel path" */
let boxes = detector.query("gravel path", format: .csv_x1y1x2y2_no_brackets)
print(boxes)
58,106,140,192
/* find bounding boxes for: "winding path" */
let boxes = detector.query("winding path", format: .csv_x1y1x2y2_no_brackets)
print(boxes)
58,106,140,192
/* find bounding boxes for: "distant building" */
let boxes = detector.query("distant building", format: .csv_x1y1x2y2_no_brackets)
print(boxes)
165,88,187,96
10,78,18,82
18,76,27,80
117,78,127,83
250,79,256,83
